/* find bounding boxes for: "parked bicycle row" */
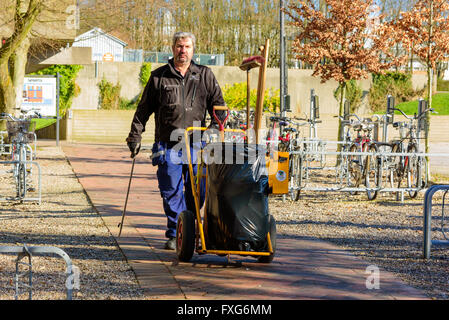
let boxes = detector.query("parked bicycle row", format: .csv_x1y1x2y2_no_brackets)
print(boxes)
264,94,435,202
0,112,41,204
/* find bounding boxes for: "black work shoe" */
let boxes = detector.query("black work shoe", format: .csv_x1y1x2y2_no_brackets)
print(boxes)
164,237,176,250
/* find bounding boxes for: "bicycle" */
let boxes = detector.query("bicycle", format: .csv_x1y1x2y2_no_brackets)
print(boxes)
387,106,433,199
1,113,36,199
225,109,253,143
293,114,326,168
345,114,380,200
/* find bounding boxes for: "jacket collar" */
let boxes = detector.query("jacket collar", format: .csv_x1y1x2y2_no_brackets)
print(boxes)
168,58,200,78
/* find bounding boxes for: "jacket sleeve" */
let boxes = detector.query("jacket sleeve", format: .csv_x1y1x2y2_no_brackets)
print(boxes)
126,75,157,143
204,68,227,127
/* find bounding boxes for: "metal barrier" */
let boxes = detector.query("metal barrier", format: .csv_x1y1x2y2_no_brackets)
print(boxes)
0,160,41,204
423,185,449,259
0,245,75,300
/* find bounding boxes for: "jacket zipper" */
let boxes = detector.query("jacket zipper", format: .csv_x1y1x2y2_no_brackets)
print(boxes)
181,78,186,128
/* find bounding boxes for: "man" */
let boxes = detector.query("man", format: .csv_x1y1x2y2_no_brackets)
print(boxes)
126,32,225,250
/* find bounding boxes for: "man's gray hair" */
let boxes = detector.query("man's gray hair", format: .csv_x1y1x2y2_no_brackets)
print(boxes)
172,32,196,50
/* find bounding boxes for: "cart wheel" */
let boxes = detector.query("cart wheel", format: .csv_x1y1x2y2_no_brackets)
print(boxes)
176,210,196,262
258,215,276,263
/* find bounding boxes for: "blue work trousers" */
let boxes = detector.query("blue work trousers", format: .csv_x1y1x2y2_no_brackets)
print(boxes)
153,142,205,238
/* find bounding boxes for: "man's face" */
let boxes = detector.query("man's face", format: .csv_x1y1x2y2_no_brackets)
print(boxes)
173,37,194,66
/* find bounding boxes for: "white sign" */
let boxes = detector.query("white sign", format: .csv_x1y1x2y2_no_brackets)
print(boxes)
22,77,57,117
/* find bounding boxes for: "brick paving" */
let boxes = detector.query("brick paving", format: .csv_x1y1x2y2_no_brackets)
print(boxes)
61,142,428,300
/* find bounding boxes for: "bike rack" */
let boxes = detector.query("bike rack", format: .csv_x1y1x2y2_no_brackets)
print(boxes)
423,185,449,259
0,160,42,204
0,245,75,300
287,140,449,200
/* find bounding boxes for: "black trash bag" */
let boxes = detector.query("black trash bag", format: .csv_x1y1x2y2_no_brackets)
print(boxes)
203,142,269,251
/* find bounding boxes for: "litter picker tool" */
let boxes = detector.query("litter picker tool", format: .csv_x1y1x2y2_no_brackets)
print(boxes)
118,146,141,237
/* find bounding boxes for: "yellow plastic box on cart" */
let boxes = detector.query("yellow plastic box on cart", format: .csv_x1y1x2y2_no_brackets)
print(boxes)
267,151,289,195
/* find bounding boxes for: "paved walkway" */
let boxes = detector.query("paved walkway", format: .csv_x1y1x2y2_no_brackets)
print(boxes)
61,142,428,300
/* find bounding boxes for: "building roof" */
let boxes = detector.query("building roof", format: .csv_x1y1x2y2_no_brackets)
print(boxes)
74,27,128,47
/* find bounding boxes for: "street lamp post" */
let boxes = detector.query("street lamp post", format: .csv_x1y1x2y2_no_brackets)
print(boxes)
280,0,290,118
280,0,285,117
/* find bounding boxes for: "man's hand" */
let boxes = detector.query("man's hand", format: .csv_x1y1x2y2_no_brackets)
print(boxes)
127,141,141,158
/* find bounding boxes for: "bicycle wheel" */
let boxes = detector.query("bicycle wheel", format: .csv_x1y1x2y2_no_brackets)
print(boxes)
407,144,420,199
17,162,26,199
364,144,379,201
389,143,404,190
288,153,302,201
348,144,361,194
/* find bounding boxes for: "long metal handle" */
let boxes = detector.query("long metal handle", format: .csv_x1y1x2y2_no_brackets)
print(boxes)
118,157,136,237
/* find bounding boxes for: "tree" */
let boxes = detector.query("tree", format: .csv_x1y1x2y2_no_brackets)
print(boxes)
0,0,43,119
378,0,417,72
284,0,405,145
394,0,449,178
79,0,282,67
0,0,76,122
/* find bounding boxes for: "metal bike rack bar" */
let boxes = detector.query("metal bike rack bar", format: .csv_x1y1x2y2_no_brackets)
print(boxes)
423,185,449,260
0,245,75,300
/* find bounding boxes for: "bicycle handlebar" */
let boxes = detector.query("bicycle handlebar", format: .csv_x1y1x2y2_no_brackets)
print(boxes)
392,107,411,120
416,107,436,120
270,116,307,127
393,106,435,121
0,113,17,121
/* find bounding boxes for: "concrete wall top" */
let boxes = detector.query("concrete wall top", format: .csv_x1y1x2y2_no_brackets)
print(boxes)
72,61,429,117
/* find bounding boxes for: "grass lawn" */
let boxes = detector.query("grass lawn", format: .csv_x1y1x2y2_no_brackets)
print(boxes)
31,118,57,131
395,92,449,115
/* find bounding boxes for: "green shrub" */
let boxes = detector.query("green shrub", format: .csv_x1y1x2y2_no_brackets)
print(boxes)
334,80,363,113
98,78,121,110
263,88,280,113
119,97,139,110
222,82,280,113
368,71,424,113
139,62,152,87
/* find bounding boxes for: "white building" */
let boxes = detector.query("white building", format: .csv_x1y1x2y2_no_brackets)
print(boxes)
72,28,127,62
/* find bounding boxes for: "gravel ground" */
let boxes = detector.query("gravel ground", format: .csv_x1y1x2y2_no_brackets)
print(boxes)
0,144,145,300
1,143,449,300
269,167,449,300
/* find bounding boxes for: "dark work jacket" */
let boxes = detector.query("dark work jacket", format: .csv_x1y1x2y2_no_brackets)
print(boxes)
126,59,226,144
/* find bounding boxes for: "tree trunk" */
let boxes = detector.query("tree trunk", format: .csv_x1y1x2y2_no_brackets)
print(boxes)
336,81,346,166
0,61,16,130
337,81,346,146
11,37,31,117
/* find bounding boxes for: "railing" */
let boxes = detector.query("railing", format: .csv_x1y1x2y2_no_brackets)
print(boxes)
423,185,449,259
0,245,76,300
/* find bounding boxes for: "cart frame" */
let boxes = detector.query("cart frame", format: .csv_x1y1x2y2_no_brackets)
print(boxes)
179,125,274,260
